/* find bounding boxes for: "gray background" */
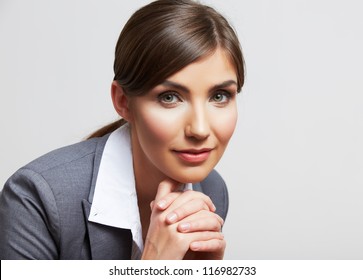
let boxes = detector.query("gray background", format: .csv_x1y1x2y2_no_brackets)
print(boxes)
1,0,362,259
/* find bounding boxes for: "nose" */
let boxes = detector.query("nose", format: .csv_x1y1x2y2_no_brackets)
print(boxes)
185,105,210,140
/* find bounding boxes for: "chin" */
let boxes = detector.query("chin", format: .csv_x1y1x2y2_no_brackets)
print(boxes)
168,167,214,184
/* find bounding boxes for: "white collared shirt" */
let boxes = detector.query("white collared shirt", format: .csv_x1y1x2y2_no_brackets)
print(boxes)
88,124,192,259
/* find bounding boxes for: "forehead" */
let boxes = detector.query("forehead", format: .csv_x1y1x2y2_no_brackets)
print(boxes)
165,48,237,86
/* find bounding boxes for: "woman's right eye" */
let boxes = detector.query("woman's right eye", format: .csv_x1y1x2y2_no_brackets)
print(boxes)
157,92,181,106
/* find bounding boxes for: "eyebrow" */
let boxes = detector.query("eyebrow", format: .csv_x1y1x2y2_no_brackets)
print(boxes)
160,80,238,93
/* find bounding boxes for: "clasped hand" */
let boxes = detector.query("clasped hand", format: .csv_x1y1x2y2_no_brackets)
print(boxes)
141,179,225,260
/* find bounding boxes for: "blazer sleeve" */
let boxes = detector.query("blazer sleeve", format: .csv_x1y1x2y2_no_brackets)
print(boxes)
0,168,60,259
199,169,229,222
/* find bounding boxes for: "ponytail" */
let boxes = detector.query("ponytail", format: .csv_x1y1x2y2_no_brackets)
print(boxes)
86,119,127,139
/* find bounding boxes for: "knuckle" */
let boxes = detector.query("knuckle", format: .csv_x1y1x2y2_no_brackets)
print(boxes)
205,195,213,205
174,207,187,219
202,215,221,231
189,220,198,230
198,192,212,205
156,213,166,225
203,231,214,240
214,213,224,225
212,220,221,231
215,239,225,250
195,198,208,210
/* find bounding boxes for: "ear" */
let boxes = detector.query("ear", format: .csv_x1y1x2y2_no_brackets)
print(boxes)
111,81,132,121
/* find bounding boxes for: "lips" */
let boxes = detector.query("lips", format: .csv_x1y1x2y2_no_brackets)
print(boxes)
173,148,213,163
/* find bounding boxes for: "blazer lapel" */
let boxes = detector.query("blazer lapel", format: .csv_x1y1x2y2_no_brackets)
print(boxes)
82,200,132,259
81,134,132,260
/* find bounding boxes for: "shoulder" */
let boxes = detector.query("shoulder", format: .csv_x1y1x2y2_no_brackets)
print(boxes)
198,169,229,221
2,134,110,208
0,135,110,259
24,135,109,174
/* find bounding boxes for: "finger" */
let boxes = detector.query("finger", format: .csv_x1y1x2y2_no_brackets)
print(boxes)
165,195,216,224
187,230,224,244
183,190,216,212
190,238,226,253
155,192,181,210
154,178,181,206
177,212,224,233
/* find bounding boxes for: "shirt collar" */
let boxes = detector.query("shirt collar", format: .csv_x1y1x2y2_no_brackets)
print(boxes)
88,123,192,257
88,123,143,254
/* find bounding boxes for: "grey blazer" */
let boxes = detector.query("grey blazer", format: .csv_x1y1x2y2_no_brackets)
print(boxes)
0,134,229,260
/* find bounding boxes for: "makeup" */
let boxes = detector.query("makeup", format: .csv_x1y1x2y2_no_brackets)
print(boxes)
174,149,212,163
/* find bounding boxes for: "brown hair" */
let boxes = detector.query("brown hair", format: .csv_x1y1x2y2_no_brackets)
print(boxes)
88,0,245,139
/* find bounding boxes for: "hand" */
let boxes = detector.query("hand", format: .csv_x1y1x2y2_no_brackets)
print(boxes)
156,184,226,260
141,179,225,259
177,210,226,260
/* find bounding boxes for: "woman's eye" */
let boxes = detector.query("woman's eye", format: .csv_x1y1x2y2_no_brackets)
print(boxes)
211,91,231,104
158,92,180,105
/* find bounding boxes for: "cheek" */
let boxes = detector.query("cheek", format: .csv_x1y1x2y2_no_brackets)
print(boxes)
211,106,238,144
134,105,184,145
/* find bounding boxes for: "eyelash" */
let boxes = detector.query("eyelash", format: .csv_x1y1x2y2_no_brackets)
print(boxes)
157,90,234,107
211,90,233,104
157,91,182,107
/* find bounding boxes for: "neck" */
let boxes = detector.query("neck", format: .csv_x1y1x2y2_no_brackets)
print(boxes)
130,133,167,205
133,161,166,205
132,145,168,243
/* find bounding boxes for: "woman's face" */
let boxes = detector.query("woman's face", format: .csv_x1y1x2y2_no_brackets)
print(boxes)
128,48,238,183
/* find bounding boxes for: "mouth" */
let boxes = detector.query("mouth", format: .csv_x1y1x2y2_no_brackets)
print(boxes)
173,148,213,163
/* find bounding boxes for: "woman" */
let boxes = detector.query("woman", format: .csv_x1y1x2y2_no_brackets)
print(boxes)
0,0,244,259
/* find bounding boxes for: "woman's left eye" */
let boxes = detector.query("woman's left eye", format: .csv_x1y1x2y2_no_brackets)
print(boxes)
210,91,231,104
157,91,181,106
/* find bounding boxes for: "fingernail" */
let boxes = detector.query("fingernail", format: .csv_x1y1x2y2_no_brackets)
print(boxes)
157,200,166,209
166,212,177,223
179,223,190,232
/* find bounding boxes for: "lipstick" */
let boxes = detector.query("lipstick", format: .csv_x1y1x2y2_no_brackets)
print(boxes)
173,148,212,163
